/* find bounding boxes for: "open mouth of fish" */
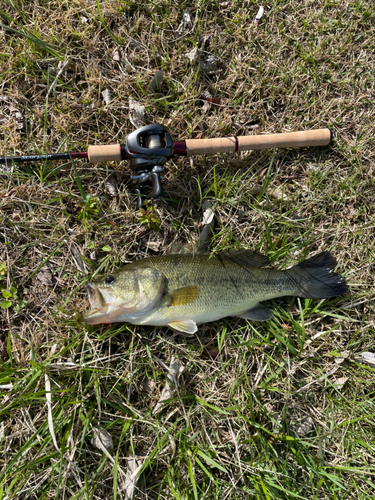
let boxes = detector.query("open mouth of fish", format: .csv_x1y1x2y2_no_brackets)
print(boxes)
83,283,115,324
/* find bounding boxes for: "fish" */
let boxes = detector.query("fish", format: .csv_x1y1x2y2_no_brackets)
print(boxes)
83,250,347,334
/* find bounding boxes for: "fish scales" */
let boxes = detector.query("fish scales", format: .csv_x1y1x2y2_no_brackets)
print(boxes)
132,255,287,319
83,250,347,334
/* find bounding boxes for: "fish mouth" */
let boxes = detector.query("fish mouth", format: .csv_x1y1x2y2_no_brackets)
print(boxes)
83,282,115,325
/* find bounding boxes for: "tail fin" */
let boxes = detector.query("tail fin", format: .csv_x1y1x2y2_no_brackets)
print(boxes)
291,252,347,299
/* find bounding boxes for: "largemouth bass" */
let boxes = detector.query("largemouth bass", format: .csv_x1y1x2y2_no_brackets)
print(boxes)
83,250,347,334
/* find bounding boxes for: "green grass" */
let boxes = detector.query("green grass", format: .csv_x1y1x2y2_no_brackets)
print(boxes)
0,0,374,498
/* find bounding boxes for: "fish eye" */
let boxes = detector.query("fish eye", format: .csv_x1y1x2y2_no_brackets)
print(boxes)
105,274,116,285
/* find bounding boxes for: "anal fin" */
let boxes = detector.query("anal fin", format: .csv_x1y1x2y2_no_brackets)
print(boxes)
167,320,198,335
236,303,273,321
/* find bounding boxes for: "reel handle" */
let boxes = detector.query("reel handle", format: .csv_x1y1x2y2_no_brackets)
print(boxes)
151,171,163,199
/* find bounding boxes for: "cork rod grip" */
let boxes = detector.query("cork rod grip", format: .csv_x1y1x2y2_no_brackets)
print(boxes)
185,129,332,156
87,144,122,163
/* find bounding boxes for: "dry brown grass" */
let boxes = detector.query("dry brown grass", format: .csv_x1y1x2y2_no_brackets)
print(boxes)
0,0,374,498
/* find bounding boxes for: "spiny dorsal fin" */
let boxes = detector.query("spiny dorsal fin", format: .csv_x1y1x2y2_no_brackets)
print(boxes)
222,250,269,268
168,319,198,335
167,286,200,307
169,243,195,254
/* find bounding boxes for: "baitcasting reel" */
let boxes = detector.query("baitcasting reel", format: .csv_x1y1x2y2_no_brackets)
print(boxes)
126,124,174,208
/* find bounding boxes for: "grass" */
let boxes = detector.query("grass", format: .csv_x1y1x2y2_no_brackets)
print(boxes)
0,0,375,498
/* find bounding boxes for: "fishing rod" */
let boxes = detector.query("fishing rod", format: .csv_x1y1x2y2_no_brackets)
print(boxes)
0,124,332,207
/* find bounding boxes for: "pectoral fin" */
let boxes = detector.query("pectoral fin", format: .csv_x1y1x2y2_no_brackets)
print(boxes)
167,286,200,307
167,320,198,335
236,303,273,321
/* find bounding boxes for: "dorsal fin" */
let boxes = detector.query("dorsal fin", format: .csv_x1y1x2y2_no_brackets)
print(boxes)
222,250,269,268
169,243,195,254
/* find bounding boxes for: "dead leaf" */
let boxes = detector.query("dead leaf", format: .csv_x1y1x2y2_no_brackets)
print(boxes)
105,176,117,197
0,383,12,390
234,118,261,130
201,100,210,113
255,6,264,23
236,210,246,223
201,90,212,99
147,240,162,252
200,91,227,110
36,266,53,287
332,377,348,390
259,167,268,180
0,115,8,125
269,186,290,202
128,39,142,51
147,70,164,95
153,356,185,415
197,200,215,252
102,89,111,104
301,184,309,197
112,49,121,62
91,427,113,451
139,378,156,393
129,97,145,129
355,351,375,369
0,164,13,174
199,54,220,73
186,46,198,62
344,205,357,220
334,350,350,364
178,12,193,33
201,200,215,225
69,242,87,274
123,456,145,499
295,416,314,436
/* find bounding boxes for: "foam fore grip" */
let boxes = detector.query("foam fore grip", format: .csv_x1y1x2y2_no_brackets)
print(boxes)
87,144,122,163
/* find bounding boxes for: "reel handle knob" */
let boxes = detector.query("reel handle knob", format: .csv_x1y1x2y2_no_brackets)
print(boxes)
151,171,163,199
